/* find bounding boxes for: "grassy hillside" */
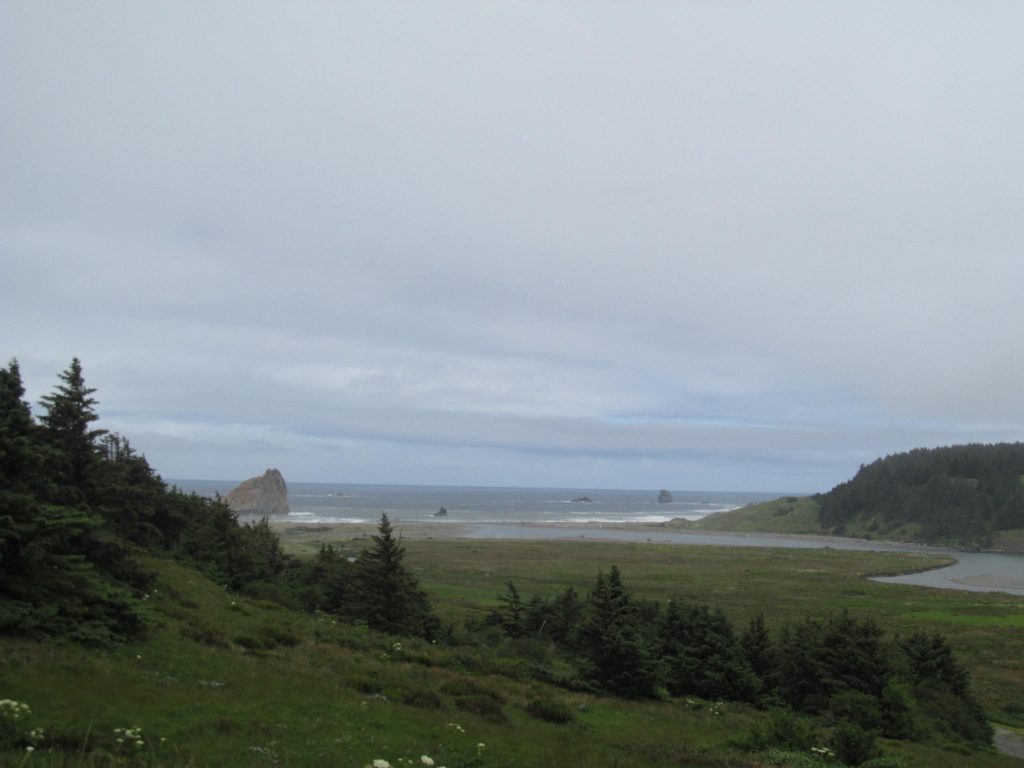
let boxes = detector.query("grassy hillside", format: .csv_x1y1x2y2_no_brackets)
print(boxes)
3,540,1024,766
664,496,824,535
12,529,1019,766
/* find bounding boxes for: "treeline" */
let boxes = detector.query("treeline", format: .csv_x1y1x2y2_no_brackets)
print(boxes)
816,443,1024,546
486,568,991,754
0,358,436,646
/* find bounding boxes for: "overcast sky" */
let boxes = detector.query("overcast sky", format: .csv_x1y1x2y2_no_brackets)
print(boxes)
3,3,1023,492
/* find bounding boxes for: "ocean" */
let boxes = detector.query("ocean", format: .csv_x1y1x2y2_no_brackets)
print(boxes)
169,480,781,526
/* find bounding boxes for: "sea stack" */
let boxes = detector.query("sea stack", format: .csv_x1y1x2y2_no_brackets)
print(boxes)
658,489,674,503
225,468,290,515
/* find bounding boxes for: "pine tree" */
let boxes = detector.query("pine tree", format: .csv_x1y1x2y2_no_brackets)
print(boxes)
741,613,776,692
0,359,38,492
39,358,107,503
659,599,759,701
496,580,526,637
577,566,657,698
353,513,437,638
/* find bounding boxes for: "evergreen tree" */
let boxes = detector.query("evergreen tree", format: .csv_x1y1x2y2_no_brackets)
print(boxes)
496,580,526,637
659,599,759,701
0,359,142,645
38,358,107,503
0,359,38,493
353,513,437,638
577,566,657,698
741,613,777,693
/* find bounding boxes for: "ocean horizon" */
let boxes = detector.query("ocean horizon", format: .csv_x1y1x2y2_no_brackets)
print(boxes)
169,480,786,526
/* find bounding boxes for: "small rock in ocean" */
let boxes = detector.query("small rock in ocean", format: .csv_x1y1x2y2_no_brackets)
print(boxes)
658,489,674,503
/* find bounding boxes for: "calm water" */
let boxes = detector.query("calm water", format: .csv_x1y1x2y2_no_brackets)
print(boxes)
170,480,779,525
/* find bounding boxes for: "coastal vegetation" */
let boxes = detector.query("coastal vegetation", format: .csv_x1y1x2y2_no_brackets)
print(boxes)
2,358,1023,766
674,444,1024,551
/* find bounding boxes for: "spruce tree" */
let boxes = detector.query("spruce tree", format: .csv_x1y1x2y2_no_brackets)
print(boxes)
0,359,38,493
577,566,657,698
39,358,107,503
353,513,437,638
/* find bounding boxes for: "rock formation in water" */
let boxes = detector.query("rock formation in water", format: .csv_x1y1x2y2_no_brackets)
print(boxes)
224,468,289,515
658,489,674,503
435,507,448,517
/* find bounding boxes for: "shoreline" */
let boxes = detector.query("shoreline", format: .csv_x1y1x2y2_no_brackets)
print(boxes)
265,518,1024,595
267,516,948,552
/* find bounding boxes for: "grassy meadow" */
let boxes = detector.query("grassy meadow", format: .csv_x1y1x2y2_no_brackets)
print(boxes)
3,529,1024,767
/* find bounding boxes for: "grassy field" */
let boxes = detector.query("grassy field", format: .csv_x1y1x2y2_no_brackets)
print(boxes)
281,526,1024,726
2,532,1023,767
665,496,823,535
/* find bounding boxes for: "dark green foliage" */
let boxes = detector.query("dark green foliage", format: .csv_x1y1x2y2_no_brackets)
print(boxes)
748,707,820,751
526,697,574,724
829,719,880,766
350,513,438,638
576,566,658,698
0,360,143,646
741,613,776,692
0,358,301,645
496,579,525,637
816,442,1024,546
901,630,969,695
38,357,107,504
899,631,992,747
775,613,891,713
659,599,759,702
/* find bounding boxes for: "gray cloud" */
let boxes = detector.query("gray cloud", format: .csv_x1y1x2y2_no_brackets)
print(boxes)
3,3,1024,491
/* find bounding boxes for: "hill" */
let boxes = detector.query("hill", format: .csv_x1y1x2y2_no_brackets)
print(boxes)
3,359,1019,765
672,444,1024,550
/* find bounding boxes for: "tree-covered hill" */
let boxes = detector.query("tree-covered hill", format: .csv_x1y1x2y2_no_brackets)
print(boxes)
674,444,1024,550
815,443,1024,548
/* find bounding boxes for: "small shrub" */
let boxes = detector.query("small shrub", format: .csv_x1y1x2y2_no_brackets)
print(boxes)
213,716,240,733
259,623,301,648
763,749,827,767
400,688,444,710
180,620,229,647
750,708,820,751
440,677,506,702
233,635,267,651
857,757,911,768
829,720,879,766
350,675,383,694
454,695,508,723
526,697,574,724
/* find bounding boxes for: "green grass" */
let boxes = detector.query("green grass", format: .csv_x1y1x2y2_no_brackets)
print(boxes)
899,610,1024,628
664,496,824,534
3,539,1024,766
991,528,1024,553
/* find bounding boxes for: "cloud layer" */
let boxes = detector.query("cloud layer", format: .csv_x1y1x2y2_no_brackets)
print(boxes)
3,3,1023,490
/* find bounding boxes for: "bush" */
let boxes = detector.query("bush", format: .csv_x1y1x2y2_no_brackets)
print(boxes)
454,694,507,723
762,748,828,767
857,757,911,768
400,688,444,710
180,620,228,647
526,697,574,724
750,708,820,751
829,720,879,766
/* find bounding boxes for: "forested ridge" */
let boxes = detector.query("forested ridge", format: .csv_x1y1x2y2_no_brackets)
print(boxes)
0,358,1002,764
0,357,435,646
815,443,1024,547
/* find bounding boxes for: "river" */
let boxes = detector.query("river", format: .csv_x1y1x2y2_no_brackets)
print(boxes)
462,523,1024,597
